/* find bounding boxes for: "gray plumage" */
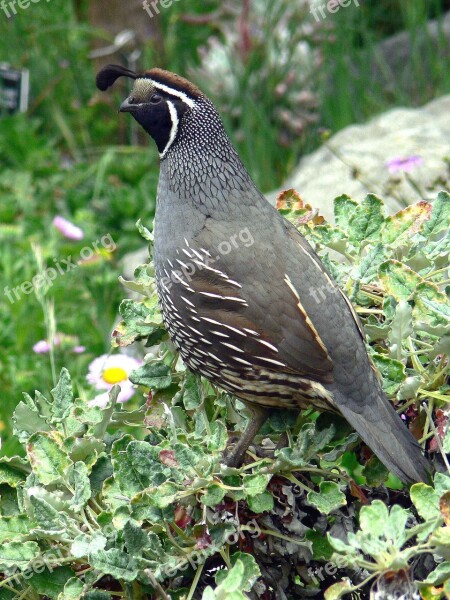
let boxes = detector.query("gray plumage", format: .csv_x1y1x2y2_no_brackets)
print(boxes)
97,65,430,484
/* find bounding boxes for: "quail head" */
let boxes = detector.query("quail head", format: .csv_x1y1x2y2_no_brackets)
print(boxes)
96,64,430,484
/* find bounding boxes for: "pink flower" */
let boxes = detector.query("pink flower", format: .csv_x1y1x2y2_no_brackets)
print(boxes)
53,216,84,241
385,155,423,174
33,340,51,354
33,336,60,354
73,345,86,354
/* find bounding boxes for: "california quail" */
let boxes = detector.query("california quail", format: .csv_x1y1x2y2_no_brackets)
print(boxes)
96,65,430,484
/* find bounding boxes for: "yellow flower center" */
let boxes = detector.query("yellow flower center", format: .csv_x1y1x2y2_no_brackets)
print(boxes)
102,367,128,384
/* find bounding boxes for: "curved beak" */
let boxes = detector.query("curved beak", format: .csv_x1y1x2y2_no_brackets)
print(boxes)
119,97,139,113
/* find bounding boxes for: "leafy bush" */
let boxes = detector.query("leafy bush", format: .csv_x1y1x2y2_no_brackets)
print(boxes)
0,192,449,598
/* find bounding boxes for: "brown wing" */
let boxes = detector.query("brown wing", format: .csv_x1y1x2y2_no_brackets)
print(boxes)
162,230,334,385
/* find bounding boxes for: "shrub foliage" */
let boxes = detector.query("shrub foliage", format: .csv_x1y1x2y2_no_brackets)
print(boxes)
0,192,449,599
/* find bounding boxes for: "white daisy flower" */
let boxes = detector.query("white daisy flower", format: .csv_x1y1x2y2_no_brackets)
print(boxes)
86,353,142,408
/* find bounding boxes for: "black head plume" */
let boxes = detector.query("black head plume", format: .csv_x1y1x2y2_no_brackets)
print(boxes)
96,64,137,91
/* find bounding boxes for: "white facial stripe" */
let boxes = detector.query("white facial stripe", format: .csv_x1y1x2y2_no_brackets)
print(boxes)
160,100,179,159
149,80,196,109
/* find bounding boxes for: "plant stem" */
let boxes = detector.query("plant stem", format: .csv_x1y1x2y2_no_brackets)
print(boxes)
144,569,171,600
187,563,204,600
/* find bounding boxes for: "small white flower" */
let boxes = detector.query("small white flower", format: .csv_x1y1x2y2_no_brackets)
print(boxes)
86,354,142,408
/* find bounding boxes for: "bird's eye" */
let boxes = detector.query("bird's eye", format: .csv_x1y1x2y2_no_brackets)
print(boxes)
150,94,163,104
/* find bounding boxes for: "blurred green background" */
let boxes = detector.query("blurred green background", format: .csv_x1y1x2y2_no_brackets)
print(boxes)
0,0,449,456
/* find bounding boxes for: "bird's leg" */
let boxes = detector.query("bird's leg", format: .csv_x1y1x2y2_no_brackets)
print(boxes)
224,405,269,467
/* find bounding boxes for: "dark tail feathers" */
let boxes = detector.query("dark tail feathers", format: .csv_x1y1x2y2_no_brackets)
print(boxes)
335,388,431,484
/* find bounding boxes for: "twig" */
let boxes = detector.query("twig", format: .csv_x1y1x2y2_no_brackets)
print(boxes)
143,569,171,600
422,401,450,475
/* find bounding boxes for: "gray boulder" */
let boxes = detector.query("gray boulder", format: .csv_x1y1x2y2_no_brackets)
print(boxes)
271,94,450,221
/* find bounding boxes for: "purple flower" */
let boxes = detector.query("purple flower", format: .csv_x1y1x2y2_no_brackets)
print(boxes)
73,345,86,354
33,336,60,354
33,340,51,354
53,216,84,241
386,155,423,174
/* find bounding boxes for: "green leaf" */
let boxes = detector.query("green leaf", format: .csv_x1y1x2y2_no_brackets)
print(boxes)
421,561,450,585
422,191,450,236
215,552,260,592
89,548,139,582
322,432,359,462
397,376,422,400
410,483,442,521
0,457,29,487
243,474,271,497
383,503,410,546
173,443,207,474
324,579,354,600
218,559,245,593
13,401,50,443
114,297,164,348
359,499,388,537
201,484,227,507
50,368,73,421
334,194,358,231
0,540,40,570
26,432,72,485
247,491,274,513
29,494,71,533
119,265,156,296
207,420,227,452
352,243,386,283
412,281,450,329
305,529,334,560
347,194,385,243
378,260,422,301
151,482,179,508
307,481,347,515
430,526,450,560
362,456,389,486
129,362,172,390
57,576,85,600
183,371,203,410
434,473,450,497
123,519,151,556
67,437,104,466
370,353,406,395
68,462,91,510
0,514,35,543
112,438,175,496
0,485,21,517
23,483,69,513
89,455,113,492
388,301,413,356
71,533,107,558
309,224,349,254
382,201,433,246
29,566,75,600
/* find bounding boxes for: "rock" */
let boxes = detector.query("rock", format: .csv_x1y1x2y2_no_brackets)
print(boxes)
270,94,450,221
121,247,149,283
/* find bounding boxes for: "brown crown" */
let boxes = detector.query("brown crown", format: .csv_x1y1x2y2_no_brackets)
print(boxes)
143,68,204,99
